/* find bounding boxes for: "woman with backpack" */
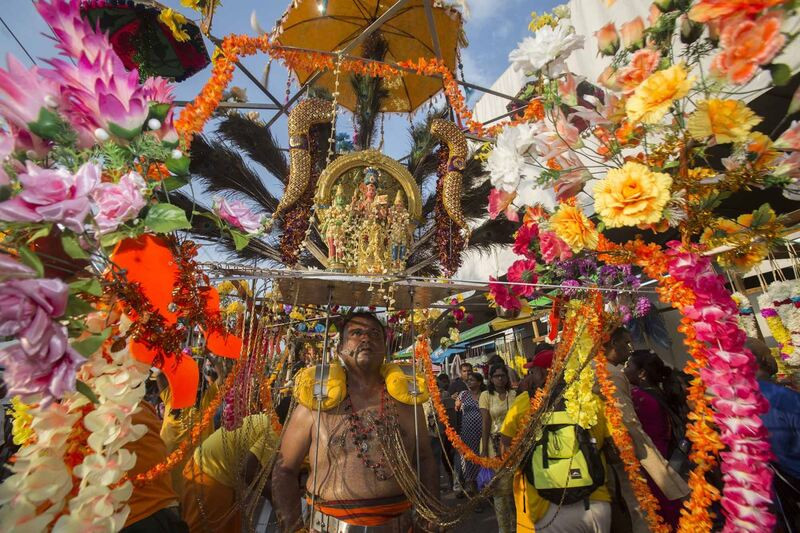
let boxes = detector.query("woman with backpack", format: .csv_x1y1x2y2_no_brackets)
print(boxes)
623,350,689,527
480,364,517,532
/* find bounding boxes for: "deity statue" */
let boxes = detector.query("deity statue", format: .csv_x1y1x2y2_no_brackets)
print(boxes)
388,190,412,267
358,193,390,273
318,184,349,268
353,167,379,215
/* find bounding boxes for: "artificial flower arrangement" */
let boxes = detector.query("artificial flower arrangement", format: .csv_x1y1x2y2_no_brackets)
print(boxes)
0,0,259,529
482,1,800,531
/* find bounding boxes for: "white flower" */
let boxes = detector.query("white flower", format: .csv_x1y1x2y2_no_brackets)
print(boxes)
486,124,541,192
552,4,571,19
73,450,135,486
515,179,557,211
509,23,584,78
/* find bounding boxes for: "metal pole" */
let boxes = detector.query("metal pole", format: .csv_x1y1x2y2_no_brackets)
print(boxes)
309,286,334,530
409,286,421,480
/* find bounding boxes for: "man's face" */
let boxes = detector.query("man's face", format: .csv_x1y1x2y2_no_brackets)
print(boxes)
460,364,472,381
339,316,386,371
610,331,633,365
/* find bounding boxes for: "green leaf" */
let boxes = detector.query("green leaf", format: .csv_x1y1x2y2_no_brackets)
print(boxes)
160,176,188,192
66,294,94,316
769,64,792,87
69,278,103,297
144,203,191,233
596,222,606,233
100,230,130,248
230,229,251,251
18,247,44,277
71,327,111,357
750,203,773,228
26,224,52,243
61,234,90,259
75,380,99,404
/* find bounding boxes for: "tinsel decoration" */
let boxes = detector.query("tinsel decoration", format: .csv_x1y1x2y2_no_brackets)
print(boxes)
280,133,319,265
435,143,465,275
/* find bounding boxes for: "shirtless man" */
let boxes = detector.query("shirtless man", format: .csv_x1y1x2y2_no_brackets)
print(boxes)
272,312,439,532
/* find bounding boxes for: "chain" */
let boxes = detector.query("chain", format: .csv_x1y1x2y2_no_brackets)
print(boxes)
325,52,343,167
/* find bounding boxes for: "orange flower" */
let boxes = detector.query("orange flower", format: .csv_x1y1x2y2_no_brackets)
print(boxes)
549,203,599,252
626,63,692,124
710,13,785,85
617,49,661,94
595,22,620,56
689,0,785,23
620,17,645,49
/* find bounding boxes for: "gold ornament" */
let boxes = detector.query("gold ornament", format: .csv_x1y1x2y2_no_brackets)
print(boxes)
430,119,469,233
273,98,335,222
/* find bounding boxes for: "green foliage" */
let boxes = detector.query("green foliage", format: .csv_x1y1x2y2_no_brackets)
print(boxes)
144,203,192,233
18,247,44,277
61,234,91,259
71,327,111,357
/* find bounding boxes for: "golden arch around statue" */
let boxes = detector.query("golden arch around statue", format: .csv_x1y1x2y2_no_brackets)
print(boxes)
315,150,422,273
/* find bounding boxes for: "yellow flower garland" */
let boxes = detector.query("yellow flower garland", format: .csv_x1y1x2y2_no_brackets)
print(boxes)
563,302,601,429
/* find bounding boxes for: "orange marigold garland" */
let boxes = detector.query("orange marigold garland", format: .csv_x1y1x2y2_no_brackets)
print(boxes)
175,34,545,141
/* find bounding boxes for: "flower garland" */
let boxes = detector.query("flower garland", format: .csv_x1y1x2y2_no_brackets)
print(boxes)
175,34,544,141
601,238,774,532
758,285,800,366
0,311,149,530
417,336,546,470
562,300,601,429
730,291,758,338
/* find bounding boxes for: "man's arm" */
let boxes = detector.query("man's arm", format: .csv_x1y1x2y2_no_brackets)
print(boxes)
271,404,313,532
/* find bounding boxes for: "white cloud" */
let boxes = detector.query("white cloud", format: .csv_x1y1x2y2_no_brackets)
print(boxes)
459,49,492,89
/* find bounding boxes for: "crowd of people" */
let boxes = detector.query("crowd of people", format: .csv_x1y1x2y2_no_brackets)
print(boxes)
2,313,799,533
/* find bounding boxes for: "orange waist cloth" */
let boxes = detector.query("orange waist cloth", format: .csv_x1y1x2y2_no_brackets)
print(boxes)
181,458,240,533
308,494,412,527
123,402,178,527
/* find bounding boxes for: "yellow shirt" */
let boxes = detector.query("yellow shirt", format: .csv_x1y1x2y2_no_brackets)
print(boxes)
192,414,277,487
479,390,516,456
500,392,611,531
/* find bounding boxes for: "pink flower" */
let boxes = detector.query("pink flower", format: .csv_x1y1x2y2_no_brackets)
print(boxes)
507,259,538,297
595,23,620,56
488,188,518,221
0,253,36,281
597,65,621,91
213,197,264,234
558,73,579,106
512,223,540,260
489,277,521,311
92,171,146,235
539,230,572,263
617,49,661,94
0,55,61,136
141,77,174,105
0,274,84,402
711,13,785,85
775,120,800,151
0,161,99,232
620,17,645,49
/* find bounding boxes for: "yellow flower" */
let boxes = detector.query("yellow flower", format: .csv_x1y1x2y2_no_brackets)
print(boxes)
217,280,236,295
687,99,761,144
180,0,202,9
158,8,190,42
717,242,769,271
700,217,740,244
626,63,692,124
549,204,599,252
687,167,716,181
10,396,34,446
594,162,672,228
224,300,244,315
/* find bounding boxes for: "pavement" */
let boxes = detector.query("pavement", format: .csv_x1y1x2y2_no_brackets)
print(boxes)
439,487,499,532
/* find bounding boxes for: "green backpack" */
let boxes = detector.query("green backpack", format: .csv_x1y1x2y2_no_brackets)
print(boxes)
523,409,605,505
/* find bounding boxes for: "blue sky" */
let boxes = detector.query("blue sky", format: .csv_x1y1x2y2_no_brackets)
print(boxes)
0,0,558,159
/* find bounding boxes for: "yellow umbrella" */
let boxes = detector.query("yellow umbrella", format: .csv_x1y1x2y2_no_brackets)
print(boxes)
273,0,464,113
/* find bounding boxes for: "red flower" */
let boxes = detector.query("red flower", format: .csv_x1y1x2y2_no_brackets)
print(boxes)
507,259,539,297
489,276,522,311
512,223,540,260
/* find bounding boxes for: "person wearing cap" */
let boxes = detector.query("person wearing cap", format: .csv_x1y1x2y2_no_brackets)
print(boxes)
499,348,613,532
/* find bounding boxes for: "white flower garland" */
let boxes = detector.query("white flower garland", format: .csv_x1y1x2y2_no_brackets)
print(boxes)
0,314,150,532
730,292,759,338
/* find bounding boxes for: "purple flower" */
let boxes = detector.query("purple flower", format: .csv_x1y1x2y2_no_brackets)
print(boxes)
633,296,651,318
0,161,99,232
0,324,83,403
562,279,582,297
92,170,146,235
619,304,632,323
213,196,264,234
0,253,36,281
0,55,61,136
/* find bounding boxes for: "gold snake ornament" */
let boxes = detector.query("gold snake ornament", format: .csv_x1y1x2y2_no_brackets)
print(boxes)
271,99,335,223
430,119,469,234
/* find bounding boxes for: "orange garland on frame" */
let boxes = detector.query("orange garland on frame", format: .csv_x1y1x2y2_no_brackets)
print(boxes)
175,34,545,141
598,237,723,532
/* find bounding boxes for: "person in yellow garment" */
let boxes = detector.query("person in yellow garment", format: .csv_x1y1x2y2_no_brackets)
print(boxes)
499,350,612,533
158,366,220,497
180,413,278,533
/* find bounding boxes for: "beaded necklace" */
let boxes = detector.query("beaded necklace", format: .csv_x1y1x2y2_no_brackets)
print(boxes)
343,387,395,481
